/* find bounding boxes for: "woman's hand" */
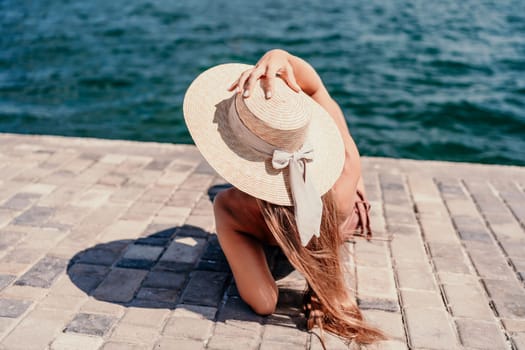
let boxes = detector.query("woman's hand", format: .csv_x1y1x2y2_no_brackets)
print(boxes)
228,49,301,99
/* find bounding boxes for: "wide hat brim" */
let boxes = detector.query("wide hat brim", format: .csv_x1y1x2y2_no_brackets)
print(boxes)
183,63,345,206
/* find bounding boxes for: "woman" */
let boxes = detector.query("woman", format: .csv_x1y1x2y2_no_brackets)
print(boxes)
183,49,384,345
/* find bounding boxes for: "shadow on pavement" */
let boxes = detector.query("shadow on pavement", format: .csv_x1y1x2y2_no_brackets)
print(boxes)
66,183,304,328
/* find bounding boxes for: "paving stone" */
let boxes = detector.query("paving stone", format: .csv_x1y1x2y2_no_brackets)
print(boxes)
39,293,86,310
127,298,175,309
217,296,265,324
180,271,229,307
386,223,420,237
162,316,213,340
121,201,162,221
145,159,172,171
119,307,170,328
191,197,214,216
92,268,148,303
153,262,193,273
309,331,352,350
0,285,48,301
135,287,179,304
167,189,203,207
357,296,400,312
354,240,390,268
499,237,525,260
101,341,149,350
116,245,164,269
452,215,493,243
13,206,55,226
456,319,507,349
180,173,215,191
141,223,177,238
48,275,89,301
467,247,515,280
15,255,67,288
419,218,459,243
197,237,230,272
74,242,128,266
0,208,15,228
435,178,467,199
362,310,405,340
64,312,116,336
80,298,125,317
197,258,231,273
0,316,14,336
483,279,525,318
158,236,206,267
109,323,159,344
437,271,478,286
207,322,261,350
1,307,74,350
394,260,437,291
390,235,428,262
109,185,145,205
404,307,458,349
364,340,408,350
135,235,171,246
98,173,127,187
400,289,444,309
172,303,218,320
427,241,471,274
0,298,32,318
156,206,192,221
0,193,40,210
384,208,417,225
116,258,156,269
502,318,525,333
176,224,211,238
67,263,110,293
443,283,494,319
155,338,204,350
0,230,25,251
357,266,396,300
184,215,215,231
142,271,186,290
50,332,104,350
98,219,149,241
0,274,15,291
139,185,174,203
515,335,525,350
491,180,525,228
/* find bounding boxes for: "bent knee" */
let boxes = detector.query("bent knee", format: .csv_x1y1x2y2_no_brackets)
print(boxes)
250,295,277,316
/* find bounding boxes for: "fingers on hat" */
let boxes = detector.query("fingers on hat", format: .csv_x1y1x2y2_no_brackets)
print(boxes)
243,66,265,98
284,64,301,92
264,65,280,99
228,79,240,92
236,69,252,96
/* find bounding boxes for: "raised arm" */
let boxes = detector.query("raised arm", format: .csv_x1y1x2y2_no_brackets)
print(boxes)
229,49,364,213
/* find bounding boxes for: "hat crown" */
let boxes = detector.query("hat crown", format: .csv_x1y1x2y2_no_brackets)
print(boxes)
236,78,311,152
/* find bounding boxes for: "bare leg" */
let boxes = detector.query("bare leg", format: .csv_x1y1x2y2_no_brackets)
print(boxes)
213,187,278,315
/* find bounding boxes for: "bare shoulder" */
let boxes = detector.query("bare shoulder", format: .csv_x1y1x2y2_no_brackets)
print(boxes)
214,187,276,243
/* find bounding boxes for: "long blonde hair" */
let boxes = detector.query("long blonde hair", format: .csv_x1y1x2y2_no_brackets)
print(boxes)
257,190,386,346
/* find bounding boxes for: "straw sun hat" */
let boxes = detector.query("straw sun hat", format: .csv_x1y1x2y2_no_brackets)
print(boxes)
183,63,344,207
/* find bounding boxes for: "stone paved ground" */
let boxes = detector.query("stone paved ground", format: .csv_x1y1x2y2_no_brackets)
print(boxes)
0,133,524,350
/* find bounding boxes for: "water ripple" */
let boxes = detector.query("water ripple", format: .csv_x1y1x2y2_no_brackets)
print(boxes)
1,0,524,165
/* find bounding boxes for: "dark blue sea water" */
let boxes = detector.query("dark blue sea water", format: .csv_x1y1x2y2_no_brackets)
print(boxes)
1,0,524,165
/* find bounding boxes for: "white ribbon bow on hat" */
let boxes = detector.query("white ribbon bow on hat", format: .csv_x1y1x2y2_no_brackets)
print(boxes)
227,99,323,247
271,144,323,246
